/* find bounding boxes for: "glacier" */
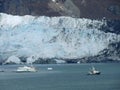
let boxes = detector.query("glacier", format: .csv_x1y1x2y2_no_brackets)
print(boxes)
4,55,21,64
0,13,120,63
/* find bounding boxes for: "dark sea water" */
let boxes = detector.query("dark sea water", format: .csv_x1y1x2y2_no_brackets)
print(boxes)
0,63,120,90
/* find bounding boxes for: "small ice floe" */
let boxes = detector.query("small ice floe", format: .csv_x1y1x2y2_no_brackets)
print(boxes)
47,67,53,71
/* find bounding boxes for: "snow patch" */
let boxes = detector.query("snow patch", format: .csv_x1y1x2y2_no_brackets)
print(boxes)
55,59,66,64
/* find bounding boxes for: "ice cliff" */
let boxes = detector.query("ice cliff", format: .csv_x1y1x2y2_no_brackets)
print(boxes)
0,13,120,63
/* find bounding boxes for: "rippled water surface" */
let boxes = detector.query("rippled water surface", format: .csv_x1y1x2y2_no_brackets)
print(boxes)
0,63,120,90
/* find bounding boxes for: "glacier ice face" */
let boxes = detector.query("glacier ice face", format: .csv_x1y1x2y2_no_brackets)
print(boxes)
0,13,120,60
4,55,21,64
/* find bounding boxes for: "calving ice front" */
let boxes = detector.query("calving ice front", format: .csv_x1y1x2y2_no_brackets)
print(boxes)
0,13,119,62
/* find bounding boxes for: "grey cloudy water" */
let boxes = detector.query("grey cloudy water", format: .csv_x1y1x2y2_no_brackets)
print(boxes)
0,63,120,90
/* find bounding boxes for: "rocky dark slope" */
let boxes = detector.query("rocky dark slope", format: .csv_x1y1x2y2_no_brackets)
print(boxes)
0,0,120,19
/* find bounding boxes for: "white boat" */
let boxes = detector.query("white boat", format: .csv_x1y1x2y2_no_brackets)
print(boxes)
16,65,37,73
88,66,101,75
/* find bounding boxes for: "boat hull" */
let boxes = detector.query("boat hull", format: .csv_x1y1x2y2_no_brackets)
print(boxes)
15,66,37,73
88,72,101,75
